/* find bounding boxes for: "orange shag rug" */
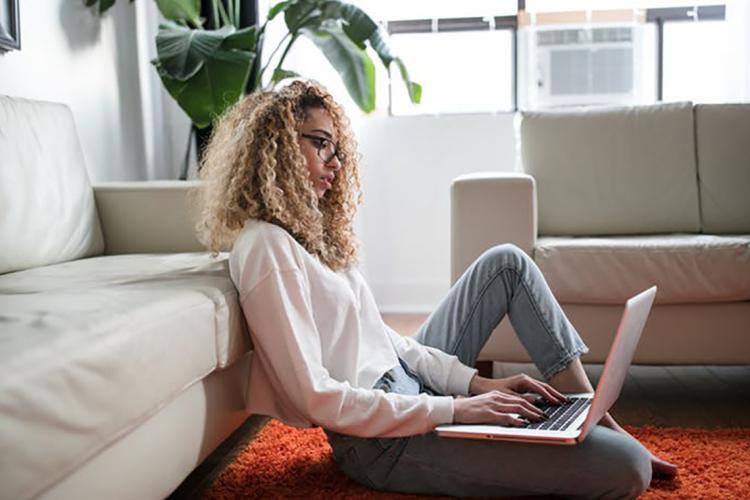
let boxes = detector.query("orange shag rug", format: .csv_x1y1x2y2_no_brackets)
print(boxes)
205,420,750,499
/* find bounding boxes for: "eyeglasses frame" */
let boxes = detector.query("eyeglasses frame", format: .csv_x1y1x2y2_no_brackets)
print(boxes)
300,133,341,164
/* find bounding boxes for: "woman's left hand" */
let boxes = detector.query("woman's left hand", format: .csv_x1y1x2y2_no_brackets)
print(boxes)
469,373,568,406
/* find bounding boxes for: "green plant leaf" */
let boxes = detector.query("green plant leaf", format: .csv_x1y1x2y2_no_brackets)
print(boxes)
394,58,422,104
315,2,421,106
155,0,201,25
272,68,301,83
155,23,235,81
268,0,292,21
290,1,377,49
222,26,257,51
365,25,395,67
336,2,378,49
155,49,256,128
300,21,375,112
98,0,116,13
83,0,136,15
284,0,322,32
364,24,422,105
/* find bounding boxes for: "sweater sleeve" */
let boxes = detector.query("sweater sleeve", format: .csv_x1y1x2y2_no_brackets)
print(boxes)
385,324,478,397
239,268,456,437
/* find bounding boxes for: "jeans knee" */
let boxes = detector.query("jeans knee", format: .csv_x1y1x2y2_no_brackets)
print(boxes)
616,465,651,499
609,440,652,499
480,244,528,270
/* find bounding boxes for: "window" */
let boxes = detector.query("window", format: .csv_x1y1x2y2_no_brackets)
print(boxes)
256,1,746,116
388,27,515,115
663,20,733,103
379,2,518,115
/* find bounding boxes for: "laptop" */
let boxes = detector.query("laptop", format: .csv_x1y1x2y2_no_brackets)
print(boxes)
435,286,657,446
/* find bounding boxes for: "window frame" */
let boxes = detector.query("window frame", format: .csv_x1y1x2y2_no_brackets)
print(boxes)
647,5,726,101
381,2,727,114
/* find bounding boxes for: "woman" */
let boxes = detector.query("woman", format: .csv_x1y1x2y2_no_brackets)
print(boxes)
196,80,677,498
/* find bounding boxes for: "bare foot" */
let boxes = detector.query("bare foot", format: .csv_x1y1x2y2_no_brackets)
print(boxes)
650,453,678,478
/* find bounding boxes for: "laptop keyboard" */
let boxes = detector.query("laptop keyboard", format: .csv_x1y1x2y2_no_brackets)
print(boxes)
524,397,591,431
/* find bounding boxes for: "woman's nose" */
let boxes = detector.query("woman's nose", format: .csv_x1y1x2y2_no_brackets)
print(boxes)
326,154,342,171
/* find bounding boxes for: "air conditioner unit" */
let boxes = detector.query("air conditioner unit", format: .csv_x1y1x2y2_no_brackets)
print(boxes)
526,24,646,108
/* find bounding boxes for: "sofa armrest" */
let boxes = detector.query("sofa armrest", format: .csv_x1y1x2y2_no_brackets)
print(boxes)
93,181,206,254
451,172,537,283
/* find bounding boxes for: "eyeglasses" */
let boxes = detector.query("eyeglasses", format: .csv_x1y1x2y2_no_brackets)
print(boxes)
301,133,341,164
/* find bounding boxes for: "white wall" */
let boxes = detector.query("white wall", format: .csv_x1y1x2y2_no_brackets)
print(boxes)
133,1,193,180
0,0,147,181
354,112,518,312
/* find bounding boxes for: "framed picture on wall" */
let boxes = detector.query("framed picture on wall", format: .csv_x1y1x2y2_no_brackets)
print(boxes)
0,0,20,51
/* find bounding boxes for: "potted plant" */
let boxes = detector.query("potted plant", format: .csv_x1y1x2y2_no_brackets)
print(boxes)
87,0,421,178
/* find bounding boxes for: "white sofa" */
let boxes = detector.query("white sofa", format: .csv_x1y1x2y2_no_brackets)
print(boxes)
451,102,750,366
0,96,252,499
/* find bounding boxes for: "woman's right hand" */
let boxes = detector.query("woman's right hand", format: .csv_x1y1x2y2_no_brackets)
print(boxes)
452,390,549,426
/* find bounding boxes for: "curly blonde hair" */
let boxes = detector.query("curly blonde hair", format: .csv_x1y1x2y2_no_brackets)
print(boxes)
194,80,362,271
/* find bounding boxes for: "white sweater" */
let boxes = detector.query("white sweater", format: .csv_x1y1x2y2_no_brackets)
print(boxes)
228,220,477,437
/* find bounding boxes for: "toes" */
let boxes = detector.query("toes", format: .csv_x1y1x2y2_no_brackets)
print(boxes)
651,457,678,478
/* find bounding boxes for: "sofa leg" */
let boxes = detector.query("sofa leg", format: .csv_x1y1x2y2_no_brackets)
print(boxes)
474,360,493,378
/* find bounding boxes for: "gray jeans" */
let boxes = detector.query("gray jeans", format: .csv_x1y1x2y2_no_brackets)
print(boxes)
325,244,652,499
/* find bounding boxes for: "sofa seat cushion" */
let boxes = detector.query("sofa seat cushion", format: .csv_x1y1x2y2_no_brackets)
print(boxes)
535,234,750,304
0,253,249,500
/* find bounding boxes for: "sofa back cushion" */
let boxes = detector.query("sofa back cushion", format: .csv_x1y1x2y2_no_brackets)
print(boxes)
695,103,750,233
520,101,701,236
0,95,104,274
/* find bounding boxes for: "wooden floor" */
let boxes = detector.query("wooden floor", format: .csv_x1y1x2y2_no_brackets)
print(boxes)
168,313,750,499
